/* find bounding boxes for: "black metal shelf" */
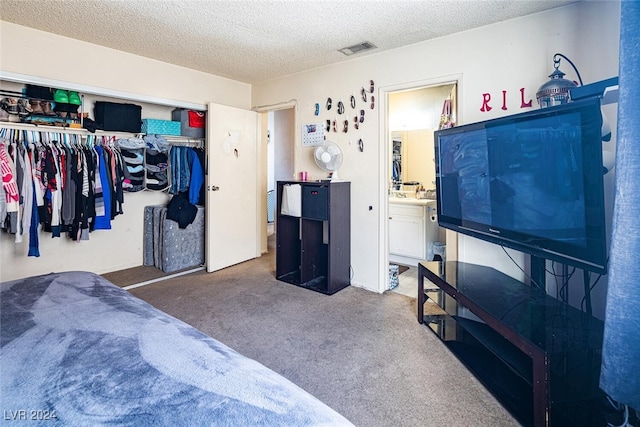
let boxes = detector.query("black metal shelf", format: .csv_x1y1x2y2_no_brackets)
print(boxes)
418,261,606,427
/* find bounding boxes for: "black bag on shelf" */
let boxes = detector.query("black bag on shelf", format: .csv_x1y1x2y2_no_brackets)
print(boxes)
25,84,53,100
94,101,142,133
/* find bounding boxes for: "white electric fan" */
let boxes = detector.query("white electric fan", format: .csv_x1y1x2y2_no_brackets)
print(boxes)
314,141,344,181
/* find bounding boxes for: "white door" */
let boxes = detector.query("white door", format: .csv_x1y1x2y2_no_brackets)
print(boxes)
206,103,259,272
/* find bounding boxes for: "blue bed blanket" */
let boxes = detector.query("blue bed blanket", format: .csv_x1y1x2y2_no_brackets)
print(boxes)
0,271,353,426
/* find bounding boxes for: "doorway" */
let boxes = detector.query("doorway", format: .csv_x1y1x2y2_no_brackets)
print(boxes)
263,107,296,254
383,80,458,297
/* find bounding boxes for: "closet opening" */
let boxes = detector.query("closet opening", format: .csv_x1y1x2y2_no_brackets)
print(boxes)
0,78,209,287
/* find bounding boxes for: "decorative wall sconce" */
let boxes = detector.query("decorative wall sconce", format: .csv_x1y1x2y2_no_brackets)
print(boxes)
536,53,583,108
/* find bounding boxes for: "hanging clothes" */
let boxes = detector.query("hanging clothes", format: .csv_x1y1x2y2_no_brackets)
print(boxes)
61,144,76,229
80,145,97,238
109,145,125,219
170,145,190,194
195,147,206,205
117,137,146,192
0,127,128,255
169,145,204,204
26,141,41,257
187,148,204,206
144,135,170,192
0,140,19,233
16,143,33,244
93,144,112,230
0,168,5,232
52,143,64,237
0,126,208,257
39,144,56,234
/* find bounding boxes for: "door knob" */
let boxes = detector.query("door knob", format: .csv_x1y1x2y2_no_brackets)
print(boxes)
210,185,220,191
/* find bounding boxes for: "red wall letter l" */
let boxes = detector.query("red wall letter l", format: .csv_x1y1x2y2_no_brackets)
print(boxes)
520,87,533,108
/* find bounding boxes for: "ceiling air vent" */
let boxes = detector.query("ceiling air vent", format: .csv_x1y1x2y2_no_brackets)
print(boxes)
338,42,377,56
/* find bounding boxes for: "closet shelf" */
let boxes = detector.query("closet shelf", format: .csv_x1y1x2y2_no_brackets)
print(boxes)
0,89,28,99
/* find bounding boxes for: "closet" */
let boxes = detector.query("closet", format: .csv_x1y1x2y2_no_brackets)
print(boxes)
0,79,208,280
0,126,205,267
1,77,265,284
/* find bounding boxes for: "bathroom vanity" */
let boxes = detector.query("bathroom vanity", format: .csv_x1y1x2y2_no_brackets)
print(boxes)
389,198,439,265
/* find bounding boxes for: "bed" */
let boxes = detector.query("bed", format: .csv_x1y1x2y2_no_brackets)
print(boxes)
0,271,354,426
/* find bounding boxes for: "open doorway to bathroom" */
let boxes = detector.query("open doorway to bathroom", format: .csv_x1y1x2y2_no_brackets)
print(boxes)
387,82,457,298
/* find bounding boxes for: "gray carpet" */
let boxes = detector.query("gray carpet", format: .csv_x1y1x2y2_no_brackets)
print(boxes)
113,245,519,427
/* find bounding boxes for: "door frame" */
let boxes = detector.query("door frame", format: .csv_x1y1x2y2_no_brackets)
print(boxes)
378,74,463,293
253,100,298,255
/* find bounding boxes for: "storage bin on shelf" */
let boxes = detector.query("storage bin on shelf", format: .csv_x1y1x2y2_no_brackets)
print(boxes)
172,108,206,138
141,118,181,136
94,101,142,133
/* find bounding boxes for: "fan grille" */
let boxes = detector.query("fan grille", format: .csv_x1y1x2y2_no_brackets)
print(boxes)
314,142,343,172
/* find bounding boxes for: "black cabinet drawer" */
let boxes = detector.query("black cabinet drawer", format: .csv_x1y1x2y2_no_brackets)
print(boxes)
302,185,328,220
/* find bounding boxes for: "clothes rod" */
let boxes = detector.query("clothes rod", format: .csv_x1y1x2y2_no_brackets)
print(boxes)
0,123,138,140
163,136,205,145
0,123,206,146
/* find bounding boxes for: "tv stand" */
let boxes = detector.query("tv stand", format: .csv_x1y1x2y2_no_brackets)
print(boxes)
418,261,605,427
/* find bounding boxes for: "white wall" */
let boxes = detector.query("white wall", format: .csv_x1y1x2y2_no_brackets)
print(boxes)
0,22,251,282
0,22,251,109
273,109,295,182
251,1,620,318
267,112,275,192
388,84,455,131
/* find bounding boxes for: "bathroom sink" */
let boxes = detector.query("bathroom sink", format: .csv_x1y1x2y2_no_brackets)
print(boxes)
389,197,435,206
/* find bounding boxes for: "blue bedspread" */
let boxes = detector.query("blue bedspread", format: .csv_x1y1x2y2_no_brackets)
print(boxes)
0,272,353,426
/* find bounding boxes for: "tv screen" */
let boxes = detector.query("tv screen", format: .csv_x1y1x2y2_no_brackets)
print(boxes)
434,97,607,274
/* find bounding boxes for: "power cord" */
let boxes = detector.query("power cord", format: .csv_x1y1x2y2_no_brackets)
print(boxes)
579,258,608,314
500,246,545,290
607,395,637,427
552,261,575,302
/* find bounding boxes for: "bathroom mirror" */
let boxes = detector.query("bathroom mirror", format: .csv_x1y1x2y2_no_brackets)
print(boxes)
388,82,455,194
391,128,436,191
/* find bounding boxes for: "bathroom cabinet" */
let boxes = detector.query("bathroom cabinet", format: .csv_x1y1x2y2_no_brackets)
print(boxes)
389,199,438,262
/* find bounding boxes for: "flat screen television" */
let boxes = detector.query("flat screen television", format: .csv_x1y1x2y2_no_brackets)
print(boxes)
434,97,608,274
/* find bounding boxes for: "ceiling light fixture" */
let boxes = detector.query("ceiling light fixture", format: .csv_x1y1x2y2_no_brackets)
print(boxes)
338,42,377,56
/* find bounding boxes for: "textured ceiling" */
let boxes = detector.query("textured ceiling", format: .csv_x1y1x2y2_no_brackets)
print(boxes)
0,0,576,84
